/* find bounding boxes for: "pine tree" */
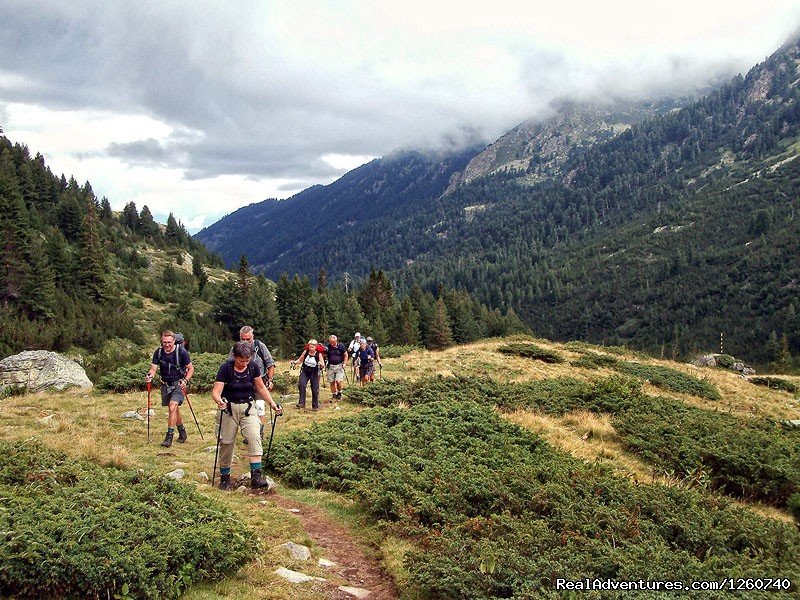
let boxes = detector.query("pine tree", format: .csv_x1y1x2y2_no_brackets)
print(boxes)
0,148,34,307
165,213,182,245
426,298,454,350
121,202,140,231
139,205,161,238
78,197,110,301
395,297,421,345
192,255,209,293
21,235,57,319
237,254,252,296
57,194,84,242
99,197,113,222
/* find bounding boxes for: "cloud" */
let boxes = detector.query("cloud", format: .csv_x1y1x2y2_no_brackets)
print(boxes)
2,0,800,230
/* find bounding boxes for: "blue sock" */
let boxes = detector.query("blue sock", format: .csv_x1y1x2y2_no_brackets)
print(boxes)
250,462,262,472
168,427,175,434
220,467,231,475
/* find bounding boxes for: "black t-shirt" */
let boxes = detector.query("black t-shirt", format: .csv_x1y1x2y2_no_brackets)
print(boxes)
215,360,259,402
151,346,191,383
326,343,346,365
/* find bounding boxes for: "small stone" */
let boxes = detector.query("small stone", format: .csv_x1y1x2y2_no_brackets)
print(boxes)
203,446,217,452
165,468,185,480
318,558,336,568
197,472,209,483
285,508,301,513
279,541,311,561
38,414,56,424
274,567,326,584
236,485,248,493
120,410,144,420
259,500,269,506
338,586,371,598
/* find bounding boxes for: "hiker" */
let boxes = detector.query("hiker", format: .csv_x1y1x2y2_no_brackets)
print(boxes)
354,338,375,386
229,326,277,444
290,339,325,410
347,332,363,382
325,334,348,400
145,330,195,447
365,336,381,382
211,341,282,490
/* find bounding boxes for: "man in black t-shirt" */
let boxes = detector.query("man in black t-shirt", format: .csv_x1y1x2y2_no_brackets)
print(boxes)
325,334,349,400
211,342,282,490
145,330,194,448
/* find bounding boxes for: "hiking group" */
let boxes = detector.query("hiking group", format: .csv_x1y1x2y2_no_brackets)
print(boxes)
291,331,382,410
144,327,381,490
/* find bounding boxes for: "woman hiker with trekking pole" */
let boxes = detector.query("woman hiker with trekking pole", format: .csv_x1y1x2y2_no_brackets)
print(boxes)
211,341,282,490
291,339,326,410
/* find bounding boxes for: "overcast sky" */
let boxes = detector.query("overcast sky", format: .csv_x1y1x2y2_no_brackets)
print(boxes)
1,1,799,232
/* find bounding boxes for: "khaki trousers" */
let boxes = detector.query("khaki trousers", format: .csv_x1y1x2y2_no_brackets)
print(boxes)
218,402,263,468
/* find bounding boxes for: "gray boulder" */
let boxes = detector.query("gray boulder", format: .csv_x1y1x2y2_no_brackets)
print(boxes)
0,351,93,392
692,355,717,368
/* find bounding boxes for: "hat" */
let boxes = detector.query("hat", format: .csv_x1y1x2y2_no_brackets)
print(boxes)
366,336,373,342
354,332,361,337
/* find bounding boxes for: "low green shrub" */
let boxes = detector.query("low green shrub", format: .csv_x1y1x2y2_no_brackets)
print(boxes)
614,361,721,400
270,401,800,598
347,375,798,506
0,441,258,599
97,352,227,393
615,395,800,505
570,351,620,370
378,344,423,358
750,377,798,394
789,493,800,524
497,342,564,363
715,354,737,369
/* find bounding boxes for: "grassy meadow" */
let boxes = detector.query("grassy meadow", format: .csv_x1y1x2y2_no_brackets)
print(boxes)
1,339,799,598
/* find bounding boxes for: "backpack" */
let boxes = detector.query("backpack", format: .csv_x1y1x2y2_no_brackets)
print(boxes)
157,334,186,376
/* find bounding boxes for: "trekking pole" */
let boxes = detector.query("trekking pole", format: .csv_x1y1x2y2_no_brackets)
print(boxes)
211,408,224,487
183,389,204,440
343,365,350,385
264,404,282,466
379,363,383,380
146,380,152,443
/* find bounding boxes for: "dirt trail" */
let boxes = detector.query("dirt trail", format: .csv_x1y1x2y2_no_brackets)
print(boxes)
271,492,400,600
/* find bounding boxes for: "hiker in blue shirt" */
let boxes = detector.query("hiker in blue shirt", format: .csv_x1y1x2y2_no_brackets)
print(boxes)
354,339,375,386
145,330,194,447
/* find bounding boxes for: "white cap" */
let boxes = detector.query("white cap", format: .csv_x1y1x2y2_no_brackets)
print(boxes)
355,332,361,337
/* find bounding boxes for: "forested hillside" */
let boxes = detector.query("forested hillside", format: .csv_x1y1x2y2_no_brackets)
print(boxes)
0,131,525,378
0,131,223,363
197,35,800,367
197,147,480,275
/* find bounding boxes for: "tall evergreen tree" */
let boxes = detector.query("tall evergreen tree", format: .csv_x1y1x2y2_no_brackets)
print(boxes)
426,298,454,350
78,197,110,301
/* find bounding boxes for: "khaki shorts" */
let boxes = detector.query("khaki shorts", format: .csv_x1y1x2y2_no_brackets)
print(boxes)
327,363,345,383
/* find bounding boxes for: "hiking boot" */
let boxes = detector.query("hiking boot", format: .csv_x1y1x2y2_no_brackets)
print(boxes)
219,473,233,491
250,468,271,489
295,403,305,409
161,431,174,447
177,425,187,443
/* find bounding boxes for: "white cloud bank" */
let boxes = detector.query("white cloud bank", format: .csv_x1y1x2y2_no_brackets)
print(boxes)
1,1,799,231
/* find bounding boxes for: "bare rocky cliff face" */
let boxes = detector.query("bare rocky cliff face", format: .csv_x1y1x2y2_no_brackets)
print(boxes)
445,99,683,194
